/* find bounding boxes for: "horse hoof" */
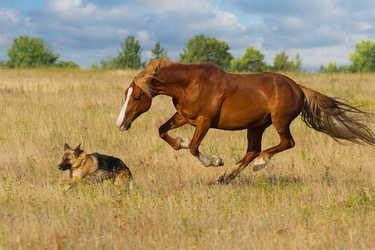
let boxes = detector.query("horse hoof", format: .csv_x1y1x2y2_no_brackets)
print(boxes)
218,175,231,184
213,156,224,167
253,160,267,172
176,137,190,149
218,174,225,183
217,170,235,184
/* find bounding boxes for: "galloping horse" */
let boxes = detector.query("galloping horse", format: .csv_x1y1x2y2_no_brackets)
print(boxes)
116,58,375,183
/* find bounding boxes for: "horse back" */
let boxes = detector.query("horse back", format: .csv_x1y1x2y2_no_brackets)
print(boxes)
214,71,304,129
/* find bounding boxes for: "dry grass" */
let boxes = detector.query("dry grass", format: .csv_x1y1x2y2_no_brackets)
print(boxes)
1,68,375,249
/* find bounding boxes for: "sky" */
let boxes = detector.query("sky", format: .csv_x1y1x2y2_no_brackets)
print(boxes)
1,0,375,71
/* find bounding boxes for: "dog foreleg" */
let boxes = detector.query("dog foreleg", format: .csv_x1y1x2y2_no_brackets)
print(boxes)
59,177,79,190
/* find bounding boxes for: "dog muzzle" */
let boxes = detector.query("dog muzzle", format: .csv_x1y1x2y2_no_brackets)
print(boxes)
58,164,71,171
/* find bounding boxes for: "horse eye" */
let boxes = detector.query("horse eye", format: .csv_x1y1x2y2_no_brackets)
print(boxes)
133,96,141,101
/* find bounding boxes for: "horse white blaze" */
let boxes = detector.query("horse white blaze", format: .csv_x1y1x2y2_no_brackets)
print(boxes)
116,87,133,130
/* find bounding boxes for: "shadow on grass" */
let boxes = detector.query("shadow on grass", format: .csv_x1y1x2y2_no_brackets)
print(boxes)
207,174,303,188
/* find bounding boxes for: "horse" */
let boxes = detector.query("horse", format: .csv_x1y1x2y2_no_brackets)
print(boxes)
116,58,375,183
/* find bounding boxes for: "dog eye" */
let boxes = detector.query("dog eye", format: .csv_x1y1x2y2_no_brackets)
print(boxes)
133,96,141,101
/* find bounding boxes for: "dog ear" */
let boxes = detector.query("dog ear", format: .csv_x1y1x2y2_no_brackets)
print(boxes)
74,144,83,156
64,143,71,151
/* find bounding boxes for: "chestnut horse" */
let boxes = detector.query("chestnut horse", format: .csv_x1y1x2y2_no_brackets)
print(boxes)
116,58,375,183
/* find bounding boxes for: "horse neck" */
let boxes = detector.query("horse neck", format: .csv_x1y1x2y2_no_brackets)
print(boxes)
153,65,191,98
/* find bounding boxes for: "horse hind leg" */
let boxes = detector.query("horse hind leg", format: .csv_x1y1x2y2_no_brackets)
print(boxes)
253,125,295,171
218,125,267,183
253,80,303,171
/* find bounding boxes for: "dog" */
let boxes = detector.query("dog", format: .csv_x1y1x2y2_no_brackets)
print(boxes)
58,143,133,189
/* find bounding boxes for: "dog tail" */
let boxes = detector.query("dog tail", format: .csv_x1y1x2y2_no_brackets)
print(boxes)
124,164,133,191
128,179,133,190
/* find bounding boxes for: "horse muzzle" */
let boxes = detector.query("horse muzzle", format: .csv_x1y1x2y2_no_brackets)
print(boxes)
118,121,132,131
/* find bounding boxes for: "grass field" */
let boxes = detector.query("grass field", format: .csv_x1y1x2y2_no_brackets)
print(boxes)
1,68,375,249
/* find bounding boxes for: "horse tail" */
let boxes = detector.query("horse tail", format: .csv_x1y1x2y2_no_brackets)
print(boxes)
300,86,375,146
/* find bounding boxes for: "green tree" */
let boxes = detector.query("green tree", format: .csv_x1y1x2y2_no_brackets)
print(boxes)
117,35,143,69
100,57,117,69
6,35,59,68
327,61,338,73
91,62,99,69
319,64,327,73
151,41,167,60
273,51,302,72
101,35,143,69
349,39,375,72
273,51,291,71
55,60,79,68
291,51,302,72
180,34,233,70
234,46,269,72
338,65,348,73
230,58,244,72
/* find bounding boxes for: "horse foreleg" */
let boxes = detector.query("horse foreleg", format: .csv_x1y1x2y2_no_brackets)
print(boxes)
159,112,189,150
218,125,267,183
190,117,224,167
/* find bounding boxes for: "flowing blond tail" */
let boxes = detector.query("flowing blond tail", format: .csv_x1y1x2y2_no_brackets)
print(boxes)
300,86,375,146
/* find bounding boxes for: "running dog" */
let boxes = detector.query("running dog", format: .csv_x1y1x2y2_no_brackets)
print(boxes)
58,143,133,189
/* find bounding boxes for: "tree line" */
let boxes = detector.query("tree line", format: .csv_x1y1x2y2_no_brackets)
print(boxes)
319,39,375,73
0,35,79,69
97,34,301,72
1,34,375,73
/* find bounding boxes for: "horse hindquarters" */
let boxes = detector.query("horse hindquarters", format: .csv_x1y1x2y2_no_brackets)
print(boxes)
252,82,304,171
218,81,304,183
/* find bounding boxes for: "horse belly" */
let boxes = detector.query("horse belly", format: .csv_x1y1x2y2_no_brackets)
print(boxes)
215,104,271,130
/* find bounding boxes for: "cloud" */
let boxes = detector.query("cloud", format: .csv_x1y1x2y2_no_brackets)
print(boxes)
31,0,252,65
226,0,375,51
1,0,375,69
0,8,20,32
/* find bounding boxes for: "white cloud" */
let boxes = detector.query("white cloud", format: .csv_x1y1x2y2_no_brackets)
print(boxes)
1,0,375,70
71,53,80,59
46,0,98,24
0,34,10,47
117,29,128,37
0,8,19,31
24,17,38,30
137,31,150,47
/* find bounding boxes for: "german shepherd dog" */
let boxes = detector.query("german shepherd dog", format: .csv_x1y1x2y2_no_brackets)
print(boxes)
58,143,133,189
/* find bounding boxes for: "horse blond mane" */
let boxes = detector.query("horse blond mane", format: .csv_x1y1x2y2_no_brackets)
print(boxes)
133,58,176,98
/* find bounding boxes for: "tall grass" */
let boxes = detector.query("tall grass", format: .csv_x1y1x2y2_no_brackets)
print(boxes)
1,68,375,249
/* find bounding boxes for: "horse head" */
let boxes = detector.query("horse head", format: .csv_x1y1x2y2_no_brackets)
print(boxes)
116,81,152,131
116,58,172,131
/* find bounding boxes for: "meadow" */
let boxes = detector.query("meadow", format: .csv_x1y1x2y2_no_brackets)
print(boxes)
1,68,375,249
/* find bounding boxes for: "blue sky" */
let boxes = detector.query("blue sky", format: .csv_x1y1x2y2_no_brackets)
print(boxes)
1,0,375,71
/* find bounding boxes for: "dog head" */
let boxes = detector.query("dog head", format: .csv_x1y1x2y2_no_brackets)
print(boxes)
58,143,85,171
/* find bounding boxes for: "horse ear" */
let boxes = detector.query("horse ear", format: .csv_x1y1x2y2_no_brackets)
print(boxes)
64,143,71,151
157,57,169,68
74,144,83,156
152,58,169,83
